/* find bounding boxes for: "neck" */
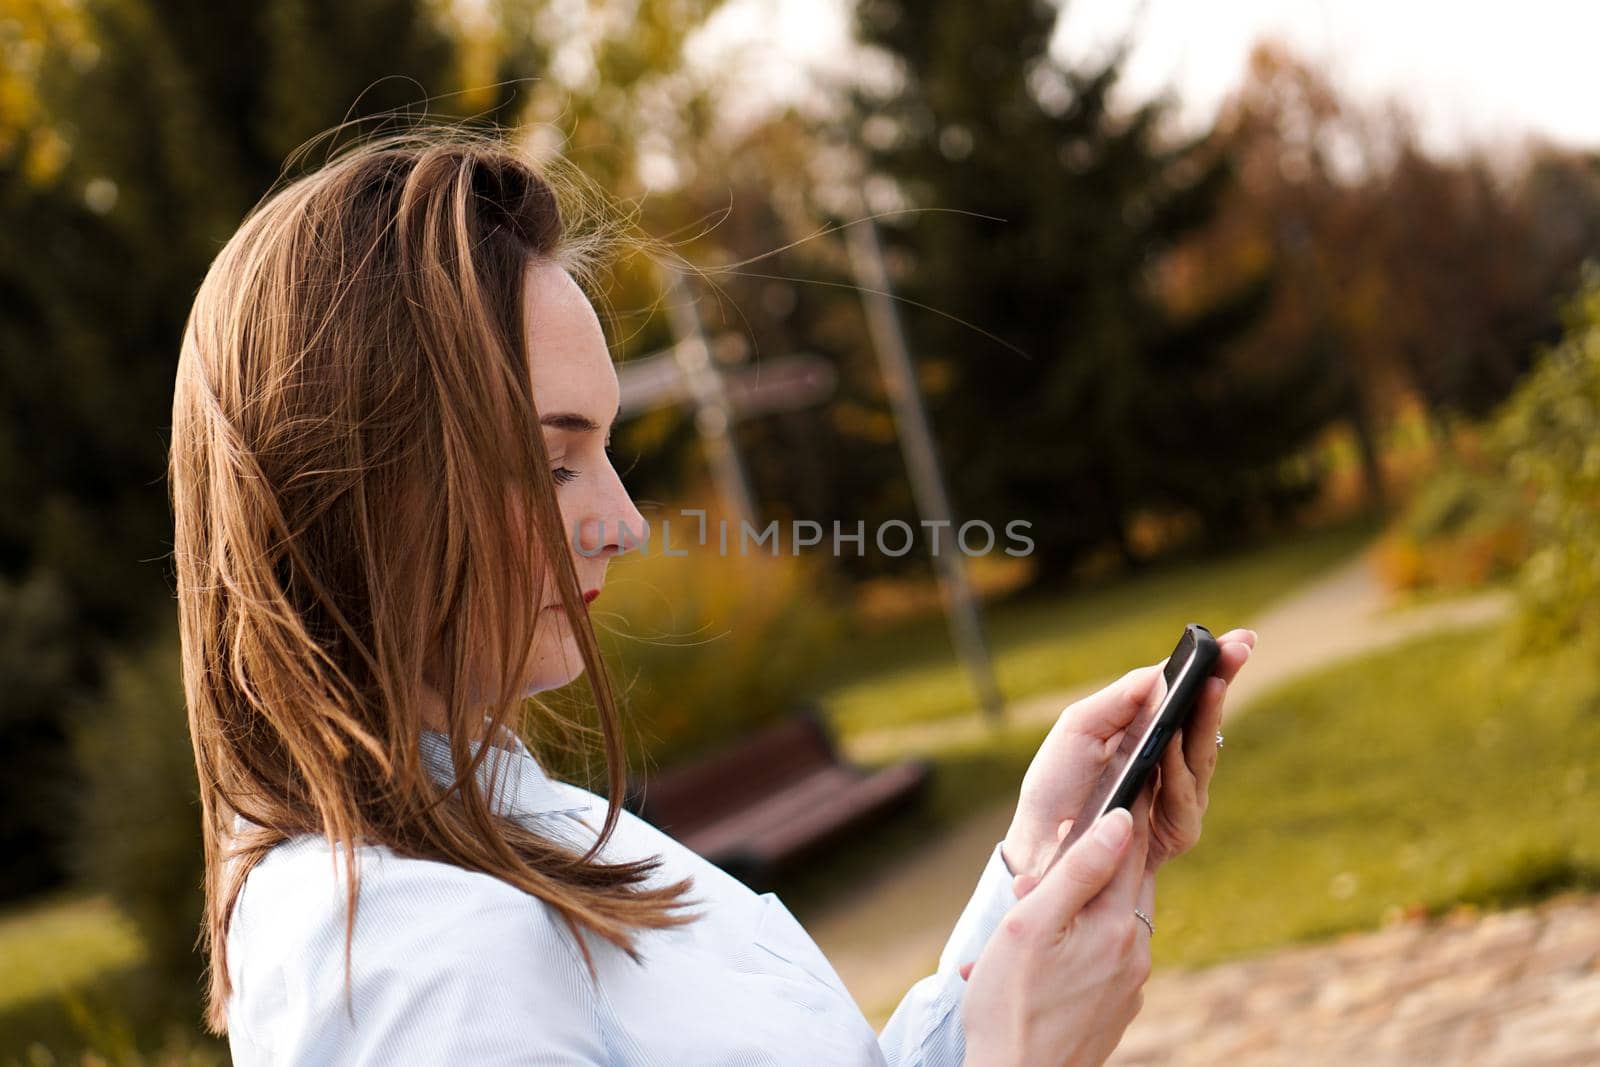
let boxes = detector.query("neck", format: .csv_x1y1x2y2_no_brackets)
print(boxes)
417,683,519,752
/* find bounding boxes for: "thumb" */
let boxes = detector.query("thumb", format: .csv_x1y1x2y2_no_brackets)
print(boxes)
1038,807,1135,918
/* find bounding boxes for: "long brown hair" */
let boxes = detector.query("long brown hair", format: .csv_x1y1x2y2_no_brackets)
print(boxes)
169,126,702,1035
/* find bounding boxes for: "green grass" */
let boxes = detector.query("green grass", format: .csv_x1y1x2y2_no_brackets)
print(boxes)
0,892,204,1064
780,620,1600,974
1152,622,1600,969
0,892,143,1013
816,515,1381,739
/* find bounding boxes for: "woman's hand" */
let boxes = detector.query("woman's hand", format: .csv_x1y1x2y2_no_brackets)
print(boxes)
1001,629,1256,880
960,789,1157,1067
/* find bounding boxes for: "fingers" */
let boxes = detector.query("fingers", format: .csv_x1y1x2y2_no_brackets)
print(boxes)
1059,631,1254,745
1010,815,1072,897
1182,675,1226,779
1181,632,1252,777
1216,627,1257,652
1213,640,1252,687
1159,720,1194,798
963,839,1103,981
1093,788,1153,915
1037,807,1136,919
1063,662,1166,740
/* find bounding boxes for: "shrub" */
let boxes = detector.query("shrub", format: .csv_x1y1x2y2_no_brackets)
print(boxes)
1491,264,1600,649
538,544,848,782
65,632,206,1028
1372,459,1530,593
0,567,85,901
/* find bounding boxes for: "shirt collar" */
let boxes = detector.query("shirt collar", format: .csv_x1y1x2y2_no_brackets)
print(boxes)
417,726,589,819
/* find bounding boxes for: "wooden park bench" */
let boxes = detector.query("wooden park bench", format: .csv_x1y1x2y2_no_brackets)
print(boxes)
623,705,932,887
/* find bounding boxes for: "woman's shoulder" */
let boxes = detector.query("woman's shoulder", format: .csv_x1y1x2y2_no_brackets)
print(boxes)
230,832,578,981
225,834,612,1063
240,830,551,920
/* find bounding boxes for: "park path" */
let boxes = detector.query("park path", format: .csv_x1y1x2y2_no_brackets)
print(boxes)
1110,893,1600,1067
839,548,1511,765
804,542,1514,1027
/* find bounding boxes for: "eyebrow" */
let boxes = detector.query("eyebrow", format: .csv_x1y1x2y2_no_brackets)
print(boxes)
539,404,620,434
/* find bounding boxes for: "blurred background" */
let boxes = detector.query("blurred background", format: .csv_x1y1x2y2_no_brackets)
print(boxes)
2,0,1597,1062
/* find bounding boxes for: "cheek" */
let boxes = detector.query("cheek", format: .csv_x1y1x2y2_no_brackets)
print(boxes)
555,495,584,551
504,487,577,575
534,586,584,629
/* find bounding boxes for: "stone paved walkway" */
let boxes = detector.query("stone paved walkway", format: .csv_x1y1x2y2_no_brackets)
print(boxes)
1110,893,1600,1067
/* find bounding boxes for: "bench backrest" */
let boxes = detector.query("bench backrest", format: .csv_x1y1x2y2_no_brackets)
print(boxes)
627,707,839,835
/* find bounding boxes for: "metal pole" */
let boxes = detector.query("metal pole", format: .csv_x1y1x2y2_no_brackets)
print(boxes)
660,267,758,532
845,216,1006,726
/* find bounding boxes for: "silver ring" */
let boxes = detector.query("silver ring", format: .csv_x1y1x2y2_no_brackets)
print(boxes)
1133,907,1154,936
1215,731,1224,749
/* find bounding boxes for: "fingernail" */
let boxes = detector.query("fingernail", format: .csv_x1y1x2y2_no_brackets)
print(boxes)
1095,808,1133,848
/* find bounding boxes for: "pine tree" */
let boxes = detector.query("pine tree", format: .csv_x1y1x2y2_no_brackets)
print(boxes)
849,0,1340,579
0,0,722,902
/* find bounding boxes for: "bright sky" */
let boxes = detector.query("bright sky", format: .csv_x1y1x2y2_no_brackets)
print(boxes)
687,0,1600,157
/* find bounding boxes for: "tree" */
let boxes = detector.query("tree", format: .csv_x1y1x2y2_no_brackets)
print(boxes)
617,108,927,578
1194,43,1600,503
0,0,724,898
1185,43,1405,506
1380,143,1572,434
846,0,1336,581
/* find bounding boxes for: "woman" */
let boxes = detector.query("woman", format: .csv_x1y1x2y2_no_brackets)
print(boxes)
169,126,1255,1065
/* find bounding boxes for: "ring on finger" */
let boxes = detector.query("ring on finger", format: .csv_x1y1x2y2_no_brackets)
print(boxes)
1133,907,1155,936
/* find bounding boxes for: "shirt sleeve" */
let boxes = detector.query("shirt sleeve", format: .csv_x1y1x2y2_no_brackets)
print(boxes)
273,855,610,1066
874,839,1019,1067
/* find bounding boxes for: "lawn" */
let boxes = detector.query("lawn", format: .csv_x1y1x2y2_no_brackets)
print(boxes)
1150,622,1600,968
0,892,165,1063
815,515,1381,739
0,893,143,1014
777,620,1600,975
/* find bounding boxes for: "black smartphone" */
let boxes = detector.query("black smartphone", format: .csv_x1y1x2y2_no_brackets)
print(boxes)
1045,623,1222,868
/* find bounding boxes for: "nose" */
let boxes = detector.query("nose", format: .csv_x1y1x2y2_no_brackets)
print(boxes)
608,483,647,557
573,472,646,560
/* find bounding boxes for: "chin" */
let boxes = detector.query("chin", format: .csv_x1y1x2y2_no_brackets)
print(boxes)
525,636,587,693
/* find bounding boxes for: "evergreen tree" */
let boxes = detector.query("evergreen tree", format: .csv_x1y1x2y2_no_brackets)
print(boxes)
1,0,510,902
0,0,721,899
849,0,1340,580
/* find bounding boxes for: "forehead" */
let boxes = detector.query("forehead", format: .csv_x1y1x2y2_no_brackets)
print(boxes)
521,258,618,415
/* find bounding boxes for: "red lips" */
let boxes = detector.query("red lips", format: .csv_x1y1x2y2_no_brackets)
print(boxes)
543,589,601,612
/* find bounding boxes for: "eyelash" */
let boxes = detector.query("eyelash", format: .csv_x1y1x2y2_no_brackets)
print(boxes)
551,441,615,486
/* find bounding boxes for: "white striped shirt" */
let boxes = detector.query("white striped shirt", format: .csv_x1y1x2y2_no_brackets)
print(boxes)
224,727,1019,1065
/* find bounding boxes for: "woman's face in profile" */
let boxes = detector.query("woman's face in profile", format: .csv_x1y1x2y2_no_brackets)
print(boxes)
516,257,643,693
